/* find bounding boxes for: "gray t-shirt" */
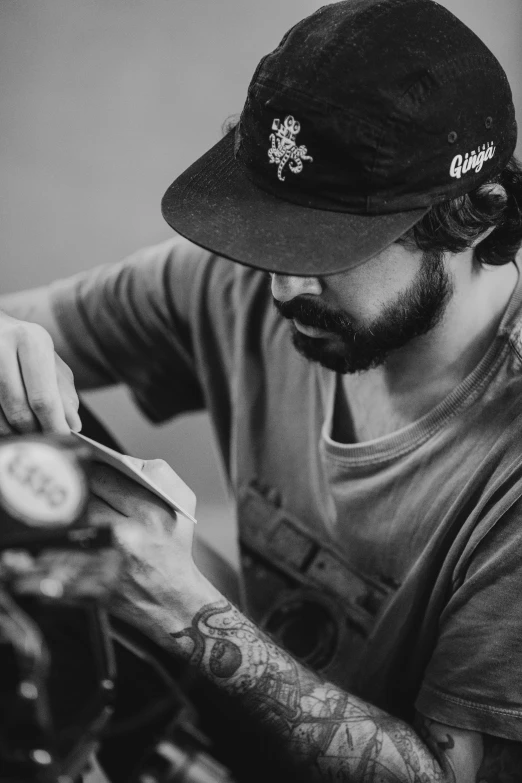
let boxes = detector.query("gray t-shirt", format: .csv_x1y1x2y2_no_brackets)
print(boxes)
51,234,522,741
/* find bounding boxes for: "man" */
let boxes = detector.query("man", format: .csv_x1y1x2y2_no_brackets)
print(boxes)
0,0,521,779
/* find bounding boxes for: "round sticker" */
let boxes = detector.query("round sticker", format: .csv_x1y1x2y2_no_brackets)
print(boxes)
0,441,86,527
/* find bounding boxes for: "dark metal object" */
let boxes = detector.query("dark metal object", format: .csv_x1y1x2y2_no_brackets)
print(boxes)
0,432,234,783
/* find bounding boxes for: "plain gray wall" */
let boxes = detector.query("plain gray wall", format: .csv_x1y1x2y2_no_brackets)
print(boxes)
1,1,521,563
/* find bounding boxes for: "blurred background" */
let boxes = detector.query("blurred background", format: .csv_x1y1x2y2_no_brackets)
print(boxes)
1,0,521,567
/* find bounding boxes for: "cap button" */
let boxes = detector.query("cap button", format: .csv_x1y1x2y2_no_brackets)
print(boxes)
447,131,458,144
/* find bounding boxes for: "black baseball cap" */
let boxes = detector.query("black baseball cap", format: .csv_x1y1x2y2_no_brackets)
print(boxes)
161,0,517,276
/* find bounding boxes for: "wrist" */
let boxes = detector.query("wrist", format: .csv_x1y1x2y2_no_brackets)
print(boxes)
170,565,225,631
110,562,224,651
145,562,224,632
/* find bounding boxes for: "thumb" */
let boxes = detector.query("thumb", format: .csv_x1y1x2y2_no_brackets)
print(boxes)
126,456,197,518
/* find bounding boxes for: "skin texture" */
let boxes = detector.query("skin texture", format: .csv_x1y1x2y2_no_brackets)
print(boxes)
271,243,518,436
90,463,522,783
0,286,104,435
0,239,520,779
0,310,81,434
0,237,516,437
274,254,452,374
273,247,453,373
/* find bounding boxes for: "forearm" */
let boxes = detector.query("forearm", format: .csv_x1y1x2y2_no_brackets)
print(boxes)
143,583,453,783
0,287,68,337
102,493,522,783
0,288,110,389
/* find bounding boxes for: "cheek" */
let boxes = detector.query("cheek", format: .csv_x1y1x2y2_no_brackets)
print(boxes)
325,249,423,322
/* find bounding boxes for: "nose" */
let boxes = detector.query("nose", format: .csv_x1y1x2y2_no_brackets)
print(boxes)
270,273,323,303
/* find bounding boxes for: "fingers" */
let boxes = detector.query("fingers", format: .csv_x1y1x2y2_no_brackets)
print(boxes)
89,462,194,545
90,463,174,521
0,346,39,433
55,354,81,432
0,317,81,434
140,459,197,518
18,330,70,433
87,493,126,526
0,403,23,436
88,492,160,561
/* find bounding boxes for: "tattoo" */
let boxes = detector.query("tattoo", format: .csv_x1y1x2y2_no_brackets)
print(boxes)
476,735,522,782
208,638,242,678
415,716,456,783
171,601,449,782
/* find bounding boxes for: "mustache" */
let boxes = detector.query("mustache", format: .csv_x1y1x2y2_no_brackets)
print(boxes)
273,296,354,335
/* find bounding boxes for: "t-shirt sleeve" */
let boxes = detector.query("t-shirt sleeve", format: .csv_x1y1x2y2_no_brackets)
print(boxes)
49,235,234,423
415,497,522,741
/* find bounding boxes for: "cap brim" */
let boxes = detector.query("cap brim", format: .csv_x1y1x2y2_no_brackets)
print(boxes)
161,131,428,276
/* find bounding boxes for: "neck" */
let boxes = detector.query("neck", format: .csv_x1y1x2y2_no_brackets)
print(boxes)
343,259,519,427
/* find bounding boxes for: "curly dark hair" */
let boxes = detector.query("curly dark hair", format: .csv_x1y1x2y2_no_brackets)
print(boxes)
397,156,522,266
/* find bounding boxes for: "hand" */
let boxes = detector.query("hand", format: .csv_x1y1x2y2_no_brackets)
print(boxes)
89,459,212,639
0,311,81,434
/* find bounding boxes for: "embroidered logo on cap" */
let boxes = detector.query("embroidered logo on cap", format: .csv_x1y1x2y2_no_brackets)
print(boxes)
268,116,313,181
450,142,496,180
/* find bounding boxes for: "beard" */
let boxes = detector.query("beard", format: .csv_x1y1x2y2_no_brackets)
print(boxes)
273,250,453,374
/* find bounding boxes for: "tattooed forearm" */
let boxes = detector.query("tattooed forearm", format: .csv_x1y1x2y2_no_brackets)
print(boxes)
414,717,457,783
170,600,450,782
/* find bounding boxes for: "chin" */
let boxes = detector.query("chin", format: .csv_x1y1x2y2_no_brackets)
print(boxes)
291,332,385,374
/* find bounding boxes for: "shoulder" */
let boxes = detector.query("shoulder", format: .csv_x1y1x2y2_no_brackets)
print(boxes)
136,236,277,355
146,234,270,313
50,233,268,326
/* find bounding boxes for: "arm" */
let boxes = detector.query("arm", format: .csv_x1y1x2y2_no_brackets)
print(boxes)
0,286,109,389
90,462,522,783
169,597,522,782
0,285,111,435
0,237,199,433
0,237,231,434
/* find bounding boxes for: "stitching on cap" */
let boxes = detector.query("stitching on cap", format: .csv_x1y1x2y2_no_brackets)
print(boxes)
254,75,384,134
399,53,501,104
